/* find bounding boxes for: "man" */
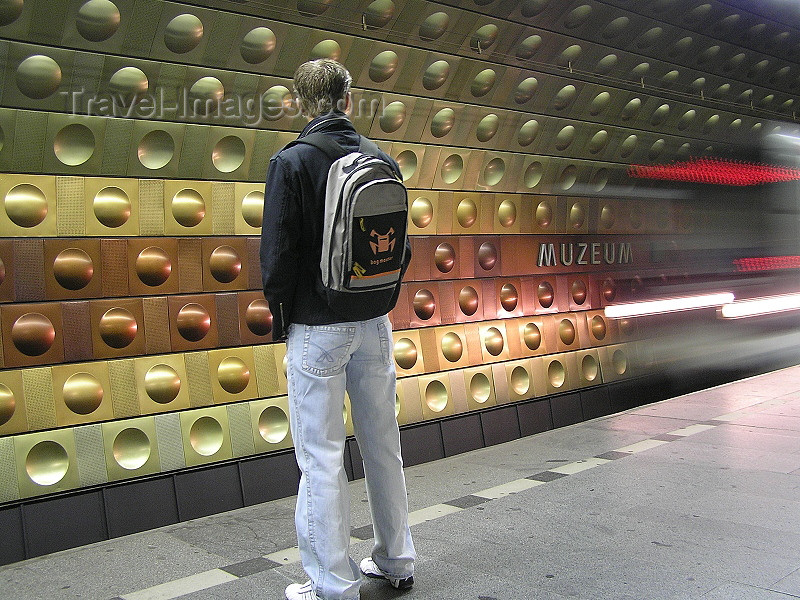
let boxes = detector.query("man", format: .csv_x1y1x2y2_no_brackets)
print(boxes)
260,59,416,600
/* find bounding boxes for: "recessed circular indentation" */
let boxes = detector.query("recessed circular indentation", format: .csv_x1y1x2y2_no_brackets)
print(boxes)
0,123,4,153
478,242,497,271
0,384,15,426
112,428,150,470
176,303,211,342
581,354,599,382
369,50,398,83
590,92,611,116
413,289,435,320
649,139,665,161
600,205,615,230
425,380,448,413
365,0,395,27
547,360,565,388
597,54,618,74
565,4,591,28
590,169,608,192
621,98,642,120
523,323,541,351
471,68,496,97
0,0,23,25
704,114,720,132
497,199,516,228
603,16,629,38
518,119,539,147
748,59,769,79
559,45,582,66
189,76,224,113
537,282,554,308
516,34,542,59
553,84,576,109
678,110,696,130
394,337,418,370
637,26,662,49
602,279,616,302
217,357,250,394
212,136,245,173
590,315,606,340
423,60,450,90
12,313,55,356
476,114,499,142
258,406,289,443
725,53,746,72
472,23,498,50
53,248,93,290
16,55,62,99
262,85,292,120
297,0,332,15
26,441,69,486
535,200,552,227
559,319,576,345
379,101,406,134
457,198,477,228
441,154,463,184
510,366,530,395
395,150,417,181
483,158,505,186
420,11,449,40
164,13,203,54
458,286,479,316
619,317,633,336
514,76,538,104
651,104,670,125
410,197,433,229
556,125,575,150
441,332,463,362
559,165,578,190
144,364,181,404
588,130,608,154
109,67,148,95
209,245,241,284
521,0,549,17
77,0,120,42
242,190,263,228
430,108,455,138
524,161,543,188
469,372,491,403
62,372,103,415
245,299,272,336
483,327,504,356
434,242,455,273
571,280,587,305
136,246,171,287
99,307,138,349
612,349,627,375
189,416,223,457
53,123,95,167
500,283,518,311
171,188,205,227
310,39,340,60
240,27,276,64
620,135,637,158
138,129,174,170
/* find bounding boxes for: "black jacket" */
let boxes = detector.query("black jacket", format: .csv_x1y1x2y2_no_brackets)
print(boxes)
260,112,412,340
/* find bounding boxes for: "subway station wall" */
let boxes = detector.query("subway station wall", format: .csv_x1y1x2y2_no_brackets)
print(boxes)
2,0,800,564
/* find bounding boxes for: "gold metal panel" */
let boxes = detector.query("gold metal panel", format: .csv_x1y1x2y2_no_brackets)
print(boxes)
407,191,439,235
449,192,486,235
397,377,423,426
447,367,468,415
163,180,213,236
0,238,14,303
549,313,581,352
272,342,288,394
234,182,264,235
201,237,248,291
0,174,57,237
432,149,470,190
0,369,27,436
43,238,102,300
513,317,549,358
207,347,258,405
463,366,497,411
417,374,454,420
1,302,65,368
576,349,603,388
368,93,420,141
477,321,511,363
89,298,146,359
542,353,578,395
14,428,80,499
392,329,424,376
102,416,161,482
127,238,179,296
253,344,280,398
599,344,634,382
184,351,213,408
180,406,233,467
134,354,191,416
584,310,617,346
344,392,354,437
492,194,521,234
516,155,551,194
388,142,425,188
167,295,220,351
250,396,293,453
51,362,114,427
500,359,538,404
433,325,470,370
0,108,18,172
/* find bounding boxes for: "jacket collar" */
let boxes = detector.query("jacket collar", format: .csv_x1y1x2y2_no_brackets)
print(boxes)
300,111,354,138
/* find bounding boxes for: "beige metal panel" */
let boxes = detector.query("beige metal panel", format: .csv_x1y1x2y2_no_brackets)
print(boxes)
432,325,470,371
575,349,603,388
407,52,462,99
0,108,17,172
179,405,233,467
407,190,438,236
14,428,80,498
477,152,520,194
417,373,454,421
0,369,27,436
476,320,510,364
396,376,423,426
128,120,186,179
542,352,578,396
44,113,106,175
51,361,114,427
202,126,255,181
148,3,219,63
369,94,424,142
498,358,538,404
225,16,290,74
102,416,161,481
0,174,57,237
3,42,76,112
207,347,258,405
249,395,293,453
387,142,426,188
598,343,635,382
512,317,549,358
462,365,496,411
352,39,410,93
431,148,470,190
134,353,191,416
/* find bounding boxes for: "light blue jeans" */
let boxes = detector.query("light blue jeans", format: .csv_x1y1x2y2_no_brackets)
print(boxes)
286,315,416,600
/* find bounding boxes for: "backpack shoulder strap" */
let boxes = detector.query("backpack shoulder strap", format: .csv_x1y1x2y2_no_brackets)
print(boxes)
288,132,348,161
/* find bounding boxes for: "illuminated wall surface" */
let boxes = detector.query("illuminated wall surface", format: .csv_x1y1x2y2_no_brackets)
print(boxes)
1,0,800,550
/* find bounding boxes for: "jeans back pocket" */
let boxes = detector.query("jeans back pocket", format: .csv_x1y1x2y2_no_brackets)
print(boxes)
302,325,356,376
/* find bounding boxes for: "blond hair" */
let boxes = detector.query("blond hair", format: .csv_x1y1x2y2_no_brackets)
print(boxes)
293,59,352,118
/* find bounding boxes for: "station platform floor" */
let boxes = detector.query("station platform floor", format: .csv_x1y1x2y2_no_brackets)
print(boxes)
3,364,800,600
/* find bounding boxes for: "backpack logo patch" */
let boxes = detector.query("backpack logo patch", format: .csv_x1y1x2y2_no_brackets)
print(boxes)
370,228,396,254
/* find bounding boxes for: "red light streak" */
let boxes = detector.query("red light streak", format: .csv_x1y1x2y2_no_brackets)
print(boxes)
733,256,800,272
629,158,800,186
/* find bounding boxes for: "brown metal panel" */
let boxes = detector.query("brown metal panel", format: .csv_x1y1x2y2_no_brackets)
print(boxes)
61,301,92,362
127,238,179,296
0,369,28,435
0,239,14,303
449,280,483,323
177,238,203,293
429,237,458,281
100,239,129,298
247,237,261,291
201,237,248,292
142,297,171,355
473,236,501,278
12,239,45,302
89,298,146,359
408,283,441,327
513,316,549,358
167,295,219,352
237,291,271,345
496,277,523,319
388,284,410,330
215,293,241,348
44,239,102,300
499,236,536,277
1,303,65,367
437,280,456,324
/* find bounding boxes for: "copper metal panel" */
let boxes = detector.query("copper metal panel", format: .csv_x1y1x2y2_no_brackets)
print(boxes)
428,237,458,281
249,396,293,453
60,301,92,362
102,416,161,482
207,347,258,405
134,353,191,416
512,317,549,359
473,236,502,278
392,329,424,377
498,236,536,278
447,279,483,323
89,298,146,359
407,237,432,282
234,182,264,235
237,291,272,345
179,406,233,467
598,343,634,382
576,349,603,388
437,280,456,325
215,293,241,348
408,283,441,327
9,239,45,301
480,279,498,321
100,239,129,298
499,359,537,404
495,277,524,319
51,362,114,427
462,366,497,411
0,239,14,303
417,374,454,420
408,191,439,236
1,302,65,367
14,428,80,499
0,369,28,436
167,295,219,352
43,238,102,300
542,352,578,396
201,237,248,291
164,180,213,235
127,238,179,296
142,297,171,355
0,175,57,237
177,238,203,294
477,320,511,363
247,237,261,291
388,285,410,330
561,274,593,312
532,276,567,314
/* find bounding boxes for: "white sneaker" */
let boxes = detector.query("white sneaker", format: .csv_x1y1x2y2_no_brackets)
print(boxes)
285,581,321,600
359,557,414,590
